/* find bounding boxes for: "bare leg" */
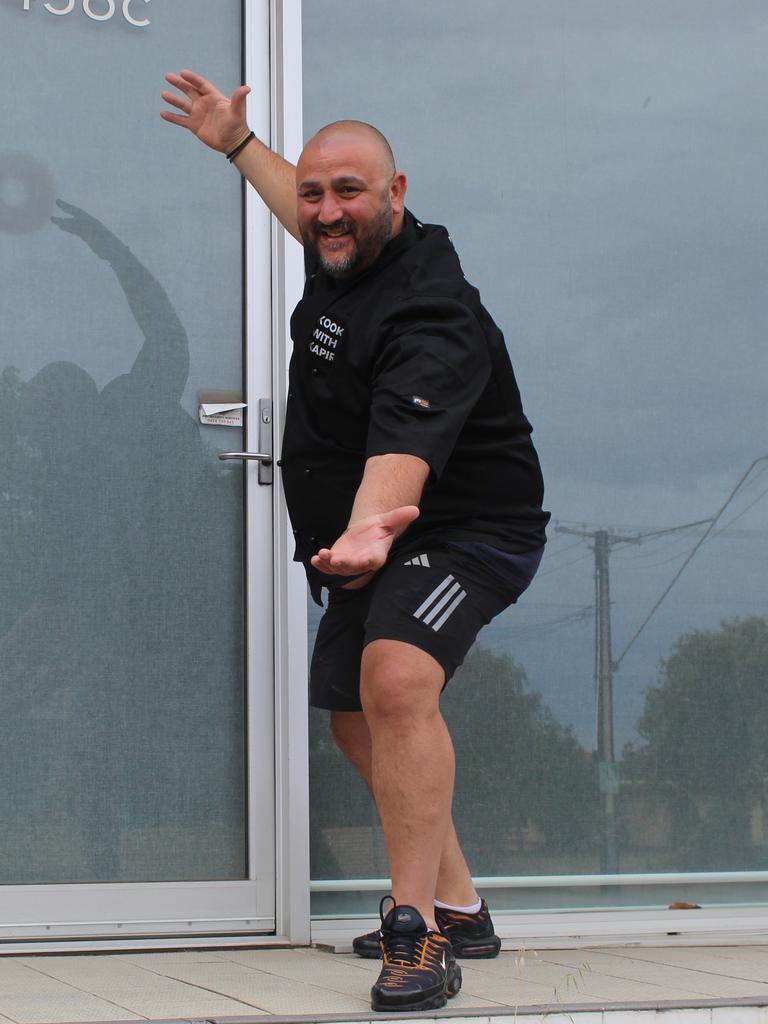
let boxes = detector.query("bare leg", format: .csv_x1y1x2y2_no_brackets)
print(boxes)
332,640,477,928
331,709,478,906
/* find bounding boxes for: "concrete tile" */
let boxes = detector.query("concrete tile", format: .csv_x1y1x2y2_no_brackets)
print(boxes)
458,972,598,1007
136,960,371,1015
117,950,231,967
12,956,264,1018
182,953,372,1000
222,948,372,977
462,955,683,1005
696,947,768,963
0,960,143,1023
540,950,768,999
0,997,142,1024
448,989,509,1010
607,947,768,985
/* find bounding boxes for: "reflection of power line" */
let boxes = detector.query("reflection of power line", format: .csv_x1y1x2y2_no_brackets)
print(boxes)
614,454,768,668
711,481,768,537
502,605,593,640
554,460,768,875
537,550,593,578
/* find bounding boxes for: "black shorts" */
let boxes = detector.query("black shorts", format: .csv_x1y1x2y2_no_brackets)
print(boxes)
309,544,541,712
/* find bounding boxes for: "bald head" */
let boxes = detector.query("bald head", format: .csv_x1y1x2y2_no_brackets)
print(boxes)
308,120,396,178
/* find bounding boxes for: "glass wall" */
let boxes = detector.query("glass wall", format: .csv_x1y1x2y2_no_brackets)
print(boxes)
0,1,247,883
303,1,768,916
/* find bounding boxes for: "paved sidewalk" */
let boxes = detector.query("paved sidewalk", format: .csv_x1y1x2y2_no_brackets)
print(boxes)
1,944,768,1023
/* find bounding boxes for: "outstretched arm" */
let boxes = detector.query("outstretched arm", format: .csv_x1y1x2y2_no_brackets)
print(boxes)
310,454,429,584
51,201,189,401
161,68,301,242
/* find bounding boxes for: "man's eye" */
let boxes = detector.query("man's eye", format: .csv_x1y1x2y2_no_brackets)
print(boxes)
341,186,360,195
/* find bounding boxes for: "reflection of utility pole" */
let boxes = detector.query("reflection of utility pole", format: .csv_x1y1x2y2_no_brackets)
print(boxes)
556,525,640,873
554,457,768,874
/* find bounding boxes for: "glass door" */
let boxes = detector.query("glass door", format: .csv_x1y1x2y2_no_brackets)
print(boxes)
0,0,275,940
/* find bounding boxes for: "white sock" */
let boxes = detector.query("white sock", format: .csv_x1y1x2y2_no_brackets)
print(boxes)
434,897,482,914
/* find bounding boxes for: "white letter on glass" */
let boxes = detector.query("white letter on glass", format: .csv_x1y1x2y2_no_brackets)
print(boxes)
44,0,76,14
83,0,116,20
123,0,149,27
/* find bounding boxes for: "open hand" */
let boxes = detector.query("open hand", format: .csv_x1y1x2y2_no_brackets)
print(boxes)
311,506,420,579
161,69,251,154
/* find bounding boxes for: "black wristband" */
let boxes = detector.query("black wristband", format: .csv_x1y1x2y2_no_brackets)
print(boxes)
226,131,255,162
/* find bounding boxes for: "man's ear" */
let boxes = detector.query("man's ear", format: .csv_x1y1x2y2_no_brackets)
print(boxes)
390,171,407,214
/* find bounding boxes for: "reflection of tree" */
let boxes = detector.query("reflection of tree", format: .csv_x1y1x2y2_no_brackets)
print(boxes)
310,645,598,880
626,617,768,870
445,647,598,874
0,204,245,884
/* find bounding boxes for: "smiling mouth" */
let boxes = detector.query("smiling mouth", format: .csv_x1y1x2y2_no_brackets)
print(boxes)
317,220,355,243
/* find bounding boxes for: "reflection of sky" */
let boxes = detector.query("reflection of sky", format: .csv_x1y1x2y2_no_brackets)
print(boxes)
303,1,768,746
0,0,245,412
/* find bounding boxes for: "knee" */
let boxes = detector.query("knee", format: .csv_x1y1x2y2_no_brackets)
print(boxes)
360,641,443,724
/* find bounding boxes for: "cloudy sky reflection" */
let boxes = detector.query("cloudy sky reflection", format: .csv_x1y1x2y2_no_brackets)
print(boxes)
303,0,768,746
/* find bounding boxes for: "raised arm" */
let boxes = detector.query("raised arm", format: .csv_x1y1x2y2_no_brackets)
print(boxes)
161,69,301,241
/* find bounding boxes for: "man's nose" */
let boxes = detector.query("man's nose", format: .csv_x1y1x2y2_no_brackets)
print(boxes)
317,192,343,224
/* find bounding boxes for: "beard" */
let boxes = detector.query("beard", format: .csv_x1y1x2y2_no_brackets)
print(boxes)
301,200,394,279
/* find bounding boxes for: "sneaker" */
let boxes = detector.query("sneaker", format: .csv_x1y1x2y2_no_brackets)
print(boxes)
436,899,502,958
370,899,462,1012
354,898,501,959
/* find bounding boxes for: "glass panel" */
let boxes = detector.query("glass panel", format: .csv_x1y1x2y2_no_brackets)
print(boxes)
304,1,768,915
0,1,247,883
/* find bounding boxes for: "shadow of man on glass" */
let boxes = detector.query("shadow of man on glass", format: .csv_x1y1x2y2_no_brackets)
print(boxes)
0,201,245,883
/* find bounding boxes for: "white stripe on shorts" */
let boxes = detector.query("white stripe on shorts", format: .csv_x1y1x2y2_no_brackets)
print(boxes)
412,573,468,632
413,574,455,619
431,589,468,631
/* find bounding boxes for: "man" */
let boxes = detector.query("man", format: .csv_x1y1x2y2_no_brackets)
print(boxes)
162,69,549,1013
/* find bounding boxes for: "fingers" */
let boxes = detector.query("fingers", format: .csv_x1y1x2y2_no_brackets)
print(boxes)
178,68,212,90
164,71,198,96
160,110,189,128
161,76,194,128
161,89,190,113
55,199,80,214
311,549,337,574
311,550,372,576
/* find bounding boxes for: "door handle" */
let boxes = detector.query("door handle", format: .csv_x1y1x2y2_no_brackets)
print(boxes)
218,452,272,462
219,399,273,485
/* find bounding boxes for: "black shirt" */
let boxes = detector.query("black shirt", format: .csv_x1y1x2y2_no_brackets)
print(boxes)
282,211,549,591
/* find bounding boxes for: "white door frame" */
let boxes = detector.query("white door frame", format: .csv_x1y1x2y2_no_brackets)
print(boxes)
264,0,311,948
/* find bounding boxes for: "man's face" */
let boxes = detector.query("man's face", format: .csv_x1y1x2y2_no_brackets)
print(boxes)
296,134,404,279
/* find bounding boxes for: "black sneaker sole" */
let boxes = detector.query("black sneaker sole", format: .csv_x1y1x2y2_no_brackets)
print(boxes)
450,934,502,958
355,933,500,959
371,963,462,1012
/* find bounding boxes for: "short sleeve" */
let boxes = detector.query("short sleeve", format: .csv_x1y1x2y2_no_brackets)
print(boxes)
365,297,491,478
